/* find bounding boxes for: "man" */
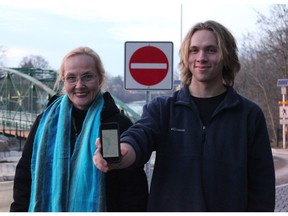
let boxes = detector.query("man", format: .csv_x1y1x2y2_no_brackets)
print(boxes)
94,20,275,212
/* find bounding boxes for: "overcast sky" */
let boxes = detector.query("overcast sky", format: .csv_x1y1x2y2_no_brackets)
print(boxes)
0,0,284,77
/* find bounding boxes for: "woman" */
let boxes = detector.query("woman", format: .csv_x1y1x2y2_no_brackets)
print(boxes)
10,47,148,212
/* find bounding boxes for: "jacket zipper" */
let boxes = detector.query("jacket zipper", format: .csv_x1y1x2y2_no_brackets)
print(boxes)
202,125,206,154
202,125,206,142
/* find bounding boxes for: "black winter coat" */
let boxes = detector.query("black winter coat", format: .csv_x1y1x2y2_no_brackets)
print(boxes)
10,92,148,212
121,85,275,212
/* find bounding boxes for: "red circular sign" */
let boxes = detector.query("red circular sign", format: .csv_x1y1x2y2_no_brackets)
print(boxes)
129,46,169,86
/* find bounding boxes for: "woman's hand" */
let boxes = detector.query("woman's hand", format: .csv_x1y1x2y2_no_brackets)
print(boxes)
93,138,136,172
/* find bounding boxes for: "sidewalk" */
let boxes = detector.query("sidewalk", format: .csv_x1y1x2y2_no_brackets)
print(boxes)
0,148,287,212
273,148,288,212
275,183,288,212
0,151,21,182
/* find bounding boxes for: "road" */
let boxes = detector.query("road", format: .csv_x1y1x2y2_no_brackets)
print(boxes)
273,149,288,186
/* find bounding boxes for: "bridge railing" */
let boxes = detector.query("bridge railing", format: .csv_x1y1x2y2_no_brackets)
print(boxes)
0,110,36,138
0,67,142,138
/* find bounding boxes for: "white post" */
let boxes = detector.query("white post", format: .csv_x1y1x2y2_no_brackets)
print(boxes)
281,87,287,149
283,95,286,149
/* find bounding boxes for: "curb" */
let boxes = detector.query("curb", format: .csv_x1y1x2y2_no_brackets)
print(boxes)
276,183,288,188
272,148,288,155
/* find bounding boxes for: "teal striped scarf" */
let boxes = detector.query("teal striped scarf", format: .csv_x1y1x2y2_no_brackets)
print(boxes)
29,93,106,212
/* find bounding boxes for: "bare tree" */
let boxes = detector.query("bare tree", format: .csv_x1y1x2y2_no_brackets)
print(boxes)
19,55,50,69
256,4,288,77
235,4,288,146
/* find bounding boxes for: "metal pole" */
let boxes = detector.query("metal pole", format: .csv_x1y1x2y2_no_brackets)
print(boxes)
144,90,152,189
19,110,22,150
180,4,183,44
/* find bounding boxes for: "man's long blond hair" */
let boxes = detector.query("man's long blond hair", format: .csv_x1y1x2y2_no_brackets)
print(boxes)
178,20,241,87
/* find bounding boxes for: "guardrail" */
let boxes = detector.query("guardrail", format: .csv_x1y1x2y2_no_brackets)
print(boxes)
0,110,36,138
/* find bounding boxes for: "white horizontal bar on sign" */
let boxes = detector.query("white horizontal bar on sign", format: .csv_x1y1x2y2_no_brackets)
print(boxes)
131,63,167,69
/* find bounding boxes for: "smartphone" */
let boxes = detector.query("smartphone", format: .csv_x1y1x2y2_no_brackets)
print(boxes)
100,122,121,163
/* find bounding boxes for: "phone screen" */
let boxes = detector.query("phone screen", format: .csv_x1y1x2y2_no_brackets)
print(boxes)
100,123,121,163
101,129,119,158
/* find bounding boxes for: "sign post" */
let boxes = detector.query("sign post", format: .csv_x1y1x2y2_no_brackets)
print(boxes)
277,79,288,149
125,41,173,187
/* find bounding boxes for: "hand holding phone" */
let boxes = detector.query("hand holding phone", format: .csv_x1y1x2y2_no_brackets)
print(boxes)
99,122,121,163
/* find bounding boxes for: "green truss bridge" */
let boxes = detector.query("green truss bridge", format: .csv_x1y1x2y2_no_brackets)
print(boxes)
0,67,140,140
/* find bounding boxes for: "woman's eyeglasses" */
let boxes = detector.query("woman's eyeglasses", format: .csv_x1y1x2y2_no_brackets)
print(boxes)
63,74,97,84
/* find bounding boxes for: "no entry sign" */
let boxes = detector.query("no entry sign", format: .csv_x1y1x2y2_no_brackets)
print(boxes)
125,42,173,90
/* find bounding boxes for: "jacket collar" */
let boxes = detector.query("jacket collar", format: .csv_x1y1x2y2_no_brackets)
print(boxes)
176,85,241,109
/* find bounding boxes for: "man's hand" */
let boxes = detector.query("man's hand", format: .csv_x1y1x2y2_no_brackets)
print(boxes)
93,138,136,172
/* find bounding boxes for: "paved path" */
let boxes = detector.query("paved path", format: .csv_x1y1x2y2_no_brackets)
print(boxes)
0,149,288,212
275,183,288,212
0,181,13,212
0,151,21,182
272,148,288,212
